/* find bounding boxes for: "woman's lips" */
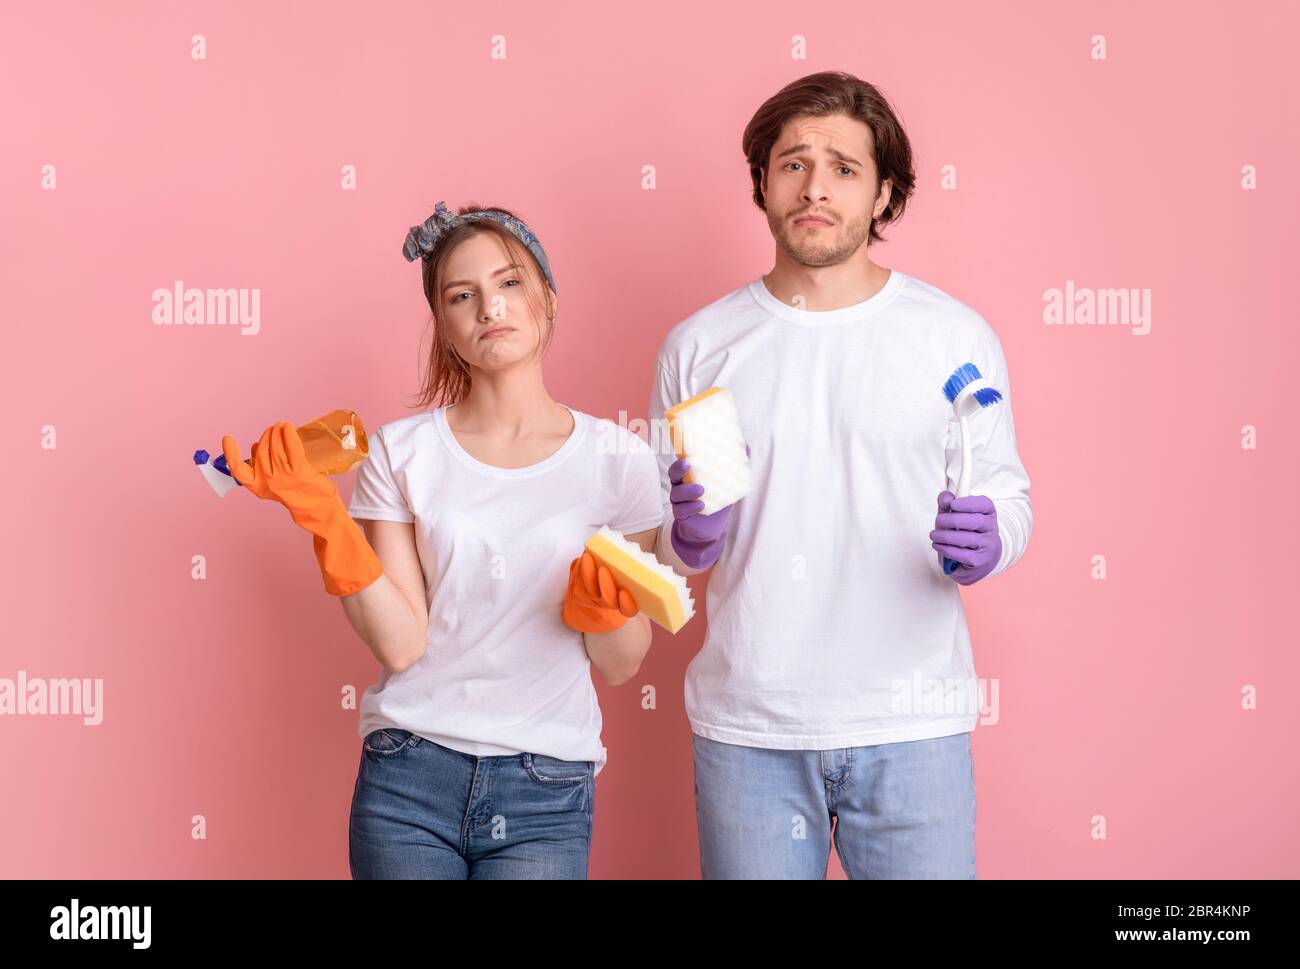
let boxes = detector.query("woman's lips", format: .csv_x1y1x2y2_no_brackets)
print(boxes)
480,326,514,339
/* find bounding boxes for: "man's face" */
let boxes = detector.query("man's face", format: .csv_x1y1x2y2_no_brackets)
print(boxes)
760,113,892,267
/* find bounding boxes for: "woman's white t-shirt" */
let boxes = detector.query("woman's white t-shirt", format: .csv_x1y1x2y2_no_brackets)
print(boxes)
346,405,663,776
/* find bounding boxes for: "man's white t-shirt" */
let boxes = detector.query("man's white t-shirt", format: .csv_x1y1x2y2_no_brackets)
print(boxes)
346,405,663,775
649,268,1033,750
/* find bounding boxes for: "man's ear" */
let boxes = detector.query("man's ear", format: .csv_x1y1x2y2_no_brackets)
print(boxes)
759,166,768,207
874,178,893,219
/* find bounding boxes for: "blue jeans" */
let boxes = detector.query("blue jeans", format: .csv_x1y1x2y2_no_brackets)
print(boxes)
349,728,594,879
692,730,976,879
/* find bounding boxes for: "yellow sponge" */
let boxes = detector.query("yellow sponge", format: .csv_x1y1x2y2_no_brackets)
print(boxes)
583,526,696,634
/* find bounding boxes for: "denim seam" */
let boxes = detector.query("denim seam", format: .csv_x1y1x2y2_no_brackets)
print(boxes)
460,761,486,854
362,728,417,756
969,745,978,877
820,749,854,807
523,752,591,785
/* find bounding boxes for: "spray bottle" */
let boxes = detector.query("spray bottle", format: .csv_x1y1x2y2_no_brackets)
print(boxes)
193,409,369,497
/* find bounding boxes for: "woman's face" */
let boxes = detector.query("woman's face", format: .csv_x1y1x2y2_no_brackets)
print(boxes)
437,231,555,374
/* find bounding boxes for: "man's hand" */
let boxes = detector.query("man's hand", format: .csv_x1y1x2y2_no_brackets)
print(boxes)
668,441,749,569
930,490,1002,586
668,457,731,569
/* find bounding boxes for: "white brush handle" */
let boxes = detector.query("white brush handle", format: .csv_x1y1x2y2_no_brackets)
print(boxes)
956,413,972,498
942,413,974,576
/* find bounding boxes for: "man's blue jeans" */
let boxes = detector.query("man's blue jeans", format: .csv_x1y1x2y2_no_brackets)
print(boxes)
692,730,976,879
349,728,594,879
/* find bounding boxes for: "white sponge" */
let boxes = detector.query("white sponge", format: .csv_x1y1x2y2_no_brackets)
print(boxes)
664,387,752,516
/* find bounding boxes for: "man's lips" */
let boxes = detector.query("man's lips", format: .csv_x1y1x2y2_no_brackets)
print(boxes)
794,214,833,226
479,326,514,340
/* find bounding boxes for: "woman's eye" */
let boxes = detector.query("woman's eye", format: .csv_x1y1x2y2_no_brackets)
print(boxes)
452,278,518,302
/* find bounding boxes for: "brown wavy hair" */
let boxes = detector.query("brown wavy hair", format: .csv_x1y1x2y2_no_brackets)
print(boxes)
742,71,916,246
404,204,557,410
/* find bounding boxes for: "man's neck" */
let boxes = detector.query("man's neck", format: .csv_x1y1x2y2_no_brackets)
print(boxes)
762,253,891,312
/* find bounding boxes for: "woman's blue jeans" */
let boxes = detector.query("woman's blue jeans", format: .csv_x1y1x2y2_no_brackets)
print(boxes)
349,728,594,879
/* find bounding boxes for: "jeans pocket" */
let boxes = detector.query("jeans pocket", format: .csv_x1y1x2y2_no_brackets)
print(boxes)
362,727,417,757
523,752,593,784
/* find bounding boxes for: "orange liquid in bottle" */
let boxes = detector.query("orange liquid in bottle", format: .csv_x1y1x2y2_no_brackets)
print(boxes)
242,409,369,476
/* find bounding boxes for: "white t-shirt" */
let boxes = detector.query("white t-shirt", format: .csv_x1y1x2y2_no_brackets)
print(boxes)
346,405,663,775
649,268,1033,750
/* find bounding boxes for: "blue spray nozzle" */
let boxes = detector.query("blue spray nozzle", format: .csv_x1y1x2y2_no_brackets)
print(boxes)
194,446,241,496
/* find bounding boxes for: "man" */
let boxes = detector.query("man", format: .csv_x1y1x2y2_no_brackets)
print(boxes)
649,71,1032,879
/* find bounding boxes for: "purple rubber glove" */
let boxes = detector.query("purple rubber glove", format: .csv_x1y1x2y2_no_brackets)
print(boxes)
930,490,1002,586
669,444,750,569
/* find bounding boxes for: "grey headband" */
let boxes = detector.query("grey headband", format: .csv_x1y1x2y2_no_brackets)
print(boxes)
402,200,557,293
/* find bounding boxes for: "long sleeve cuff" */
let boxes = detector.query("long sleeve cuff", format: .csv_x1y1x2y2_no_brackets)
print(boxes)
988,495,1032,580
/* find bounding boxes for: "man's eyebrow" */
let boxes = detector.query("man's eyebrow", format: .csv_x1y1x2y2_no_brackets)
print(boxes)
774,143,864,167
442,264,521,292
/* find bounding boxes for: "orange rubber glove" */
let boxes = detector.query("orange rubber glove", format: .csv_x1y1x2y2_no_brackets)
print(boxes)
222,422,383,597
561,550,639,634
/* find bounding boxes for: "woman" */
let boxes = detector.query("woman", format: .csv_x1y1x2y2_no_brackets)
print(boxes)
222,201,665,879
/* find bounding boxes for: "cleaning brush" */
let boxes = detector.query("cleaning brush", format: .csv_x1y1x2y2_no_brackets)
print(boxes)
939,362,1004,575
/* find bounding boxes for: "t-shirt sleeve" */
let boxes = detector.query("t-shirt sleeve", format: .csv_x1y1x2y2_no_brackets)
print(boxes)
347,426,415,523
942,317,1032,579
607,432,665,536
647,356,681,526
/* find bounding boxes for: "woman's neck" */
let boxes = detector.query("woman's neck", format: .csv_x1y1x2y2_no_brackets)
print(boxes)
447,370,567,436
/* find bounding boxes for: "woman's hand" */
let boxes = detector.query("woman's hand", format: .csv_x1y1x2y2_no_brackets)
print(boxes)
221,422,339,518
561,550,639,633
221,421,383,597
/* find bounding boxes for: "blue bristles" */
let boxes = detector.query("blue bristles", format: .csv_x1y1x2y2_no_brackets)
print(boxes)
942,362,983,403
942,362,1003,407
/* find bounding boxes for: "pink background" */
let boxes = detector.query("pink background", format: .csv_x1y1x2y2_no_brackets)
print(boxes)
2,0,1296,879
